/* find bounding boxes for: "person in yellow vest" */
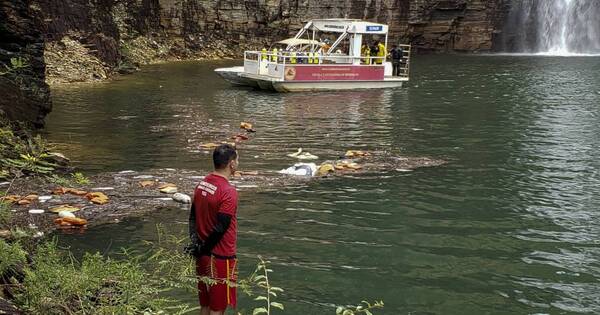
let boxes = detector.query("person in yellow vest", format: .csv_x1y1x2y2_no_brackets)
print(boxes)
361,45,371,65
376,41,386,64
313,51,320,64
271,48,278,63
307,52,313,64
290,51,297,64
261,48,268,61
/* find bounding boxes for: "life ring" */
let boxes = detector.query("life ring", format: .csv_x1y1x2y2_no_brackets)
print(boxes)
284,67,297,80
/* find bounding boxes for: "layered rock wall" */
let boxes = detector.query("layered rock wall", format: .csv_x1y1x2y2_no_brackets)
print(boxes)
0,0,51,127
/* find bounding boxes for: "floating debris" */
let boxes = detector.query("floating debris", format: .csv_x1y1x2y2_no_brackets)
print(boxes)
139,180,156,188
172,193,192,204
159,183,178,194
334,160,362,171
58,211,76,218
52,187,88,196
287,148,319,160
316,163,335,176
55,217,88,227
345,150,371,158
49,205,80,213
28,209,45,214
240,122,256,132
279,163,317,176
38,195,53,203
86,192,109,205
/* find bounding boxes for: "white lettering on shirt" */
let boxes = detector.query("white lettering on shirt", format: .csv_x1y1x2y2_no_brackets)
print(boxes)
198,181,218,195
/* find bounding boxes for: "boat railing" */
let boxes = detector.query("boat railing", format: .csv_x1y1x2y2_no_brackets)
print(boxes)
244,45,411,79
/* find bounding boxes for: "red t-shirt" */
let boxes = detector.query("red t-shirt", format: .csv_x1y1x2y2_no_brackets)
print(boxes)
193,173,238,257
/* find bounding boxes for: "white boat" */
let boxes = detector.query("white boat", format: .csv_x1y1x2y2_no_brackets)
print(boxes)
214,19,411,92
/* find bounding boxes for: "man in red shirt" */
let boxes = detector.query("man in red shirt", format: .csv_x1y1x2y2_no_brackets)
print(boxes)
189,144,239,315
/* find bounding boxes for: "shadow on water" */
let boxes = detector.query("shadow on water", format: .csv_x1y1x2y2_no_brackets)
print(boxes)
47,56,600,314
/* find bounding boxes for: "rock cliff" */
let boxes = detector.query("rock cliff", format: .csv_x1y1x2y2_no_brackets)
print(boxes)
0,0,51,127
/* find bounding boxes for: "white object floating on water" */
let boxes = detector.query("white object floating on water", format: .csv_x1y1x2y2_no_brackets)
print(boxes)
287,148,319,160
411,128,423,131
91,187,115,191
133,175,154,179
279,163,317,177
28,209,45,214
118,170,136,174
237,185,259,188
0,182,9,186
38,196,53,203
172,193,191,204
395,168,413,172
58,211,76,218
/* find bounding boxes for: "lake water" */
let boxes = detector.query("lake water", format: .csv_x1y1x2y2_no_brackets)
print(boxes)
44,55,600,314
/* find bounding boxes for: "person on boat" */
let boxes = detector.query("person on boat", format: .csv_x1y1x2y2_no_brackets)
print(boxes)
376,41,386,64
370,41,379,63
271,47,278,63
188,144,239,315
260,48,268,61
361,44,371,65
390,45,404,76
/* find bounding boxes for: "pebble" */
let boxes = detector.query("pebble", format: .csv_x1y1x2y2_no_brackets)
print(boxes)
172,193,191,204
58,211,76,218
155,197,173,201
28,209,45,214
160,186,178,194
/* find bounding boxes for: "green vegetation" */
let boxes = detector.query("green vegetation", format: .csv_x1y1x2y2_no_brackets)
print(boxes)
0,57,29,76
71,172,91,186
0,226,384,314
0,121,60,179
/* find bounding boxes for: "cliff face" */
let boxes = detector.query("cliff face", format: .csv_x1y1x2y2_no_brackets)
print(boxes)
0,0,51,127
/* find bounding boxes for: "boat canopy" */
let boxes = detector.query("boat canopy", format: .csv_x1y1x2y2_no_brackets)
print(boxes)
305,19,389,35
277,38,325,47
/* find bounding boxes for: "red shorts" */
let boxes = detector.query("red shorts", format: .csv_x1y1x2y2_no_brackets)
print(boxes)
196,255,237,311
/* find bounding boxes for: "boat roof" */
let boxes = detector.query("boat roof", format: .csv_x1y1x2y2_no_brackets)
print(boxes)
306,19,388,34
277,38,325,47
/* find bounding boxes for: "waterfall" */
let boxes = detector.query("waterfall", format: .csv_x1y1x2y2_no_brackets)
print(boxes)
502,0,600,55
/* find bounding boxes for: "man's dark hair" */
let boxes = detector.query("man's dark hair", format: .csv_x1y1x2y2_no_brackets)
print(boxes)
213,144,237,169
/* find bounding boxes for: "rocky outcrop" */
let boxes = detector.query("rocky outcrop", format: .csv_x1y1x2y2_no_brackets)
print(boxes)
0,0,51,127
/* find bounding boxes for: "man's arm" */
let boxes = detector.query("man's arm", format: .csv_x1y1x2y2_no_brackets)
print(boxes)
200,213,232,255
189,202,199,245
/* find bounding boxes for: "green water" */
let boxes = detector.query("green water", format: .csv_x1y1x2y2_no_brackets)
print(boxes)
45,55,600,314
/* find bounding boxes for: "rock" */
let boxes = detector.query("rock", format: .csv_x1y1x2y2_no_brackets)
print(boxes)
0,230,11,239
172,192,191,204
47,152,70,166
28,209,45,214
49,205,80,213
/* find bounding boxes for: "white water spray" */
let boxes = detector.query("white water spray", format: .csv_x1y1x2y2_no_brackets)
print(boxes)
504,0,600,55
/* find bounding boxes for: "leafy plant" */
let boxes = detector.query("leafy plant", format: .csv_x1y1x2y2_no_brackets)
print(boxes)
336,300,385,315
0,57,29,76
246,256,284,315
71,172,90,186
